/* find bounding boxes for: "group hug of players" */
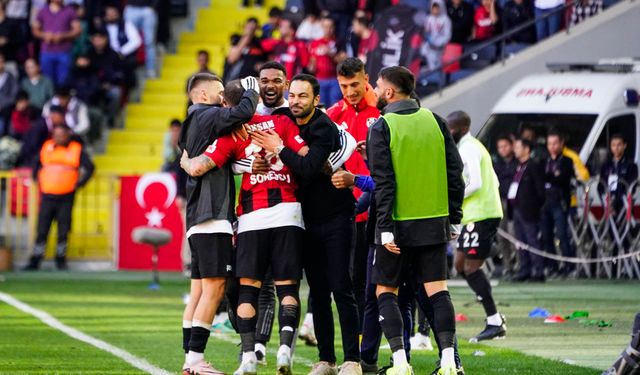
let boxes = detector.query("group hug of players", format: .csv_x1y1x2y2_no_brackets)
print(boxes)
177,57,506,375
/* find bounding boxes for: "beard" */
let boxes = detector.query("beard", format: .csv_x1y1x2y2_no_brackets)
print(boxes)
291,104,314,119
376,96,387,111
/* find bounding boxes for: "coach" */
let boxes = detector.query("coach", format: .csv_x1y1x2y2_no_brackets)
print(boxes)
368,66,464,375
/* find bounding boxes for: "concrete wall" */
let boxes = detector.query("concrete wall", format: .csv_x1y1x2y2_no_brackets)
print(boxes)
421,0,640,134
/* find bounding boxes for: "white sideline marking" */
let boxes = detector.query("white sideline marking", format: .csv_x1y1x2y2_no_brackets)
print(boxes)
211,332,315,367
0,291,173,375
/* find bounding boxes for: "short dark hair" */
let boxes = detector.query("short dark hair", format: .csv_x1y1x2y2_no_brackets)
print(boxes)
447,110,471,130
50,104,65,114
280,17,298,31
379,66,415,95
291,74,320,97
517,138,534,151
56,86,72,97
496,134,513,143
337,57,365,78
186,72,222,93
354,16,369,28
611,133,626,144
223,79,244,106
519,122,536,135
268,6,282,18
16,90,29,102
197,49,209,57
170,119,181,128
259,61,287,77
547,128,565,142
247,17,259,25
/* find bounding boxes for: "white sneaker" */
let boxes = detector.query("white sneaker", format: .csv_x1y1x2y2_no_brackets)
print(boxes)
276,349,292,375
409,333,434,351
233,359,257,375
298,322,318,346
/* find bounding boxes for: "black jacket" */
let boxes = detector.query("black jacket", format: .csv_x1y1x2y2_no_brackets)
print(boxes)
279,108,356,220
509,159,545,222
502,0,536,44
447,1,475,44
600,156,639,210
493,156,517,199
368,99,464,247
543,155,574,208
179,90,259,228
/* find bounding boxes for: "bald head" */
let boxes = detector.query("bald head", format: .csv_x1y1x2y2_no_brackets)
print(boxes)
447,110,471,144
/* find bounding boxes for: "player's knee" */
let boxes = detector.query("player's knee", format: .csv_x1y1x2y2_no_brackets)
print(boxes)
237,284,260,318
276,283,300,306
237,303,256,318
424,281,448,297
376,285,398,298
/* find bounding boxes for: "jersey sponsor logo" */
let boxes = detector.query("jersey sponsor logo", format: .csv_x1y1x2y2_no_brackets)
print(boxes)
366,117,377,128
294,135,304,144
468,248,477,255
247,119,276,132
249,170,292,185
466,223,475,232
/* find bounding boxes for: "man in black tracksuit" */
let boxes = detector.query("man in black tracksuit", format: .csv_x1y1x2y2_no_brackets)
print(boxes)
253,73,361,375
178,73,259,374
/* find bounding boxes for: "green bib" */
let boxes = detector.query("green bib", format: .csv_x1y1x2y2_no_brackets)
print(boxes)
384,108,449,221
460,136,504,224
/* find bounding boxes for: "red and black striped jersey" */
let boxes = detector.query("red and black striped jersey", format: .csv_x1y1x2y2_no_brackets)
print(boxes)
204,114,306,216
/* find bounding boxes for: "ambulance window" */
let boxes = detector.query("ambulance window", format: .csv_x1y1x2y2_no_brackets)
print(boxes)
587,114,636,174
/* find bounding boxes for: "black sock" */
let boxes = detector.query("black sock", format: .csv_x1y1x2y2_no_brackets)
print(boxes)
237,285,260,354
465,269,498,318
429,291,456,349
189,326,211,353
378,292,405,352
279,304,299,348
182,327,191,353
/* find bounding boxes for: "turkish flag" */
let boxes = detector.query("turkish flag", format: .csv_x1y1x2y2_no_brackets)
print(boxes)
118,174,185,271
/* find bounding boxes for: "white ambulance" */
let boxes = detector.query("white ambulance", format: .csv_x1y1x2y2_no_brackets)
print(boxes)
477,58,640,173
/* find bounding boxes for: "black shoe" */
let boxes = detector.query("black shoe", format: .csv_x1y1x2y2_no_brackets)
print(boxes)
470,319,507,342
55,256,68,270
511,273,530,282
23,255,42,271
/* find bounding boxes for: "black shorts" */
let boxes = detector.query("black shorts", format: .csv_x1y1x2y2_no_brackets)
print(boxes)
188,233,233,279
236,226,303,281
456,218,501,260
372,242,447,287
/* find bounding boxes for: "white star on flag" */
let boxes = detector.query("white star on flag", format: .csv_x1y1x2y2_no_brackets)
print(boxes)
145,207,165,227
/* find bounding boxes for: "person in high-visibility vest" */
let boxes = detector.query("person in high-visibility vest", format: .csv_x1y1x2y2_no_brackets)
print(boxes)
368,66,465,375
447,111,507,343
24,122,94,270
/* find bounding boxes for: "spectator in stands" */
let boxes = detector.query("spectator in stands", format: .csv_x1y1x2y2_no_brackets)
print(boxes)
7,90,37,139
423,0,452,71
223,18,264,82
534,0,563,40
104,6,141,89
66,54,101,106
0,0,22,75
5,0,30,45
296,13,324,41
265,18,309,80
16,100,49,167
0,53,18,112
570,0,602,25
519,123,548,162
31,0,81,86
24,123,95,271
493,134,518,277
124,0,158,78
70,3,90,57
600,134,638,214
540,130,575,277
20,58,55,110
88,28,123,128
43,86,90,137
473,0,499,40
195,49,213,75
509,138,546,282
351,16,372,63
162,118,188,199
317,0,356,42
261,6,281,39
309,16,342,106
502,0,536,50
447,0,475,44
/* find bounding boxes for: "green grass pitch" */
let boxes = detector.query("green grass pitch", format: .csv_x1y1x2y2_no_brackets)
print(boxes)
0,271,638,374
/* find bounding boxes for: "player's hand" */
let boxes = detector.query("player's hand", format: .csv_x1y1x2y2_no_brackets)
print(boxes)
384,241,401,254
232,125,249,142
355,140,367,161
180,150,190,172
450,224,462,241
251,129,282,153
241,76,259,94
332,170,355,189
251,153,270,175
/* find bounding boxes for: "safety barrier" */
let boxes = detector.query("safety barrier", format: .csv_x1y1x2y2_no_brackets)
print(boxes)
0,170,119,265
499,177,640,279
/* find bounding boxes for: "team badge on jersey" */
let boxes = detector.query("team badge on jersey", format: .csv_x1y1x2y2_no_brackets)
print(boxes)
366,118,378,128
295,135,304,144
205,140,218,153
